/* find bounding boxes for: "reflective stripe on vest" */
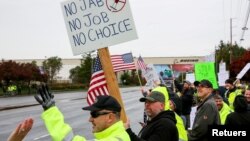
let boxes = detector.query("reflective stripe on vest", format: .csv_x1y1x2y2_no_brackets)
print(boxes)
63,131,74,141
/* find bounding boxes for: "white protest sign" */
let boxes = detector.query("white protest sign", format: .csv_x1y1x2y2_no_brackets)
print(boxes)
186,73,195,83
142,64,160,89
218,71,229,86
218,62,229,86
236,63,250,79
61,0,138,55
219,62,226,72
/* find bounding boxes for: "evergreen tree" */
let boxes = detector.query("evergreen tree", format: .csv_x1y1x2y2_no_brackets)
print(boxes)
215,40,246,76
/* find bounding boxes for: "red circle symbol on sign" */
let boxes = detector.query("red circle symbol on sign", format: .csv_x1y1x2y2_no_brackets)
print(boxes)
106,0,126,12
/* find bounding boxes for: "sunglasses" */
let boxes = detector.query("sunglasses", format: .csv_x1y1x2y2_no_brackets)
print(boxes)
90,111,116,118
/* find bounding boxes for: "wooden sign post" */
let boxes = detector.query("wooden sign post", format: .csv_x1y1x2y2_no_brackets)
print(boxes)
61,0,138,123
98,47,127,122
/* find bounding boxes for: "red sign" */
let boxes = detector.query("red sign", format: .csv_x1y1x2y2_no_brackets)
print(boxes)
172,64,194,72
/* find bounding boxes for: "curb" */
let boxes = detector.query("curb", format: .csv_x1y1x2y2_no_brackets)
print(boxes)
0,103,39,111
0,97,86,111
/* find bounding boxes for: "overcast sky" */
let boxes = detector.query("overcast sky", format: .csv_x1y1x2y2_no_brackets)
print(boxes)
0,0,249,60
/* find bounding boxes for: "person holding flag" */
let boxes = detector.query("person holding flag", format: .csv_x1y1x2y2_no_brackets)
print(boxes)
34,84,130,141
136,56,187,141
136,55,149,123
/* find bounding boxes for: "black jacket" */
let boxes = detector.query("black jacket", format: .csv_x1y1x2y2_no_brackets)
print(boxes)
225,95,250,127
181,88,194,115
126,110,178,141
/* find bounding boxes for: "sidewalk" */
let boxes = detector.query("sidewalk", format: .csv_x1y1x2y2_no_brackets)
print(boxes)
0,87,140,111
0,91,86,111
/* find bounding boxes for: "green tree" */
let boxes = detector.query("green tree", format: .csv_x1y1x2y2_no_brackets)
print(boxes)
128,70,146,86
42,56,62,84
69,66,82,83
120,71,130,85
81,54,93,85
215,40,246,73
129,70,138,85
69,53,93,85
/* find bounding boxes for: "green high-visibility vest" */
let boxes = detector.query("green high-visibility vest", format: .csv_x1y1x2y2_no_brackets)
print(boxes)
42,107,130,141
175,113,188,141
219,102,232,125
228,89,242,110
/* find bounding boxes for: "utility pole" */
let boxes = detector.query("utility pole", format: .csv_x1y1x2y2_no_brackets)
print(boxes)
230,18,233,65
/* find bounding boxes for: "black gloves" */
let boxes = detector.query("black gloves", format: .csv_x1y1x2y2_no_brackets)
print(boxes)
34,84,55,111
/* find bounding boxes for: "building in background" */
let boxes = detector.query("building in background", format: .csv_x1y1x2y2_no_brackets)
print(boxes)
13,56,204,83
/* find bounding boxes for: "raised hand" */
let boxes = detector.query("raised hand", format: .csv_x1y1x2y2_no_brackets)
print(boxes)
7,118,34,141
34,84,55,110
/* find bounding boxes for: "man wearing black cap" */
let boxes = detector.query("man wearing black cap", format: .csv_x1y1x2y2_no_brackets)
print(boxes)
125,91,178,141
188,79,220,141
224,78,242,110
34,85,130,141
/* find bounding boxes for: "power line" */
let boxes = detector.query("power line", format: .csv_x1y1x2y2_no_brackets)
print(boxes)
236,0,243,37
240,0,250,43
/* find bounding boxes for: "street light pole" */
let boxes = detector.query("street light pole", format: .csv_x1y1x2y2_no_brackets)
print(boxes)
230,18,233,65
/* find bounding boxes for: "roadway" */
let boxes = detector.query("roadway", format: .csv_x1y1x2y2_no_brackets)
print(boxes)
0,87,144,141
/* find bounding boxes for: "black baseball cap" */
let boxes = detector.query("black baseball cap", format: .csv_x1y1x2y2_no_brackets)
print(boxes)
199,79,213,88
193,81,200,87
225,79,234,85
139,91,165,103
82,95,121,112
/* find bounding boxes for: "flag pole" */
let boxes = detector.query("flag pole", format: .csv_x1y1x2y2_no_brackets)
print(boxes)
98,47,127,122
135,56,148,123
171,64,176,93
136,69,143,87
133,56,143,87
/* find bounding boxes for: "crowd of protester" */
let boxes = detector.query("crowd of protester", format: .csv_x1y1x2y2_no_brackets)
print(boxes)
7,78,250,141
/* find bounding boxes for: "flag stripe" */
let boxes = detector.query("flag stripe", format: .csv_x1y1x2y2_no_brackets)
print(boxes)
111,53,136,72
88,80,107,91
137,56,147,70
87,56,109,105
89,71,106,85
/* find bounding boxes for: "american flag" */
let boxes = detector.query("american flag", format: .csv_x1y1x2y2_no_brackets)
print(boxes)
111,53,136,72
137,56,147,70
87,56,109,105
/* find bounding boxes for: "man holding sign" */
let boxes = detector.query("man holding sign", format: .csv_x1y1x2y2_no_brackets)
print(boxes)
34,85,130,141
